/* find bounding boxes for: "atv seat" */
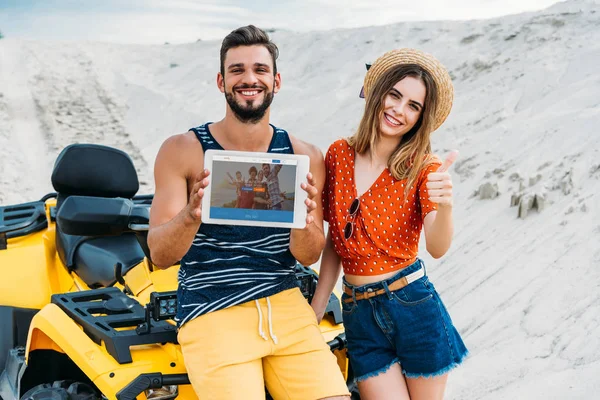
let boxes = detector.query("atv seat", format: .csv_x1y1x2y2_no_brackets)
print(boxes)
51,144,146,288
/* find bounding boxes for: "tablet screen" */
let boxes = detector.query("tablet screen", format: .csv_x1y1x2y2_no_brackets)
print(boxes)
209,154,298,223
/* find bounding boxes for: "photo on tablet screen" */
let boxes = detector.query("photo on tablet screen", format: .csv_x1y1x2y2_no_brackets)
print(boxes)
210,155,298,223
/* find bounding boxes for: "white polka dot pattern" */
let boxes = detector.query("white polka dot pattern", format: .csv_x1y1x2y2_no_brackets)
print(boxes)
322,139,441,276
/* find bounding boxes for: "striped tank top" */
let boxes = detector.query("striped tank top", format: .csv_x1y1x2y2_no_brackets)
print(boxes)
175,122,298,327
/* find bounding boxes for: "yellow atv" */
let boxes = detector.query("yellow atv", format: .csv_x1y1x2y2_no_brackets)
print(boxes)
0,144,358,400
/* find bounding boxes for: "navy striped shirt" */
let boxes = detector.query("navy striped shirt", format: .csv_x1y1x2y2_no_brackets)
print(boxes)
176,122,298,327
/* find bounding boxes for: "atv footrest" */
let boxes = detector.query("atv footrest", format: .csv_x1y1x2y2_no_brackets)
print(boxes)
116,372,190,400
52,288,177,364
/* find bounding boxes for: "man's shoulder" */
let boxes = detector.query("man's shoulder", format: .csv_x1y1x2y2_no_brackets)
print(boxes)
159,131,201,154
155,131,204,176
287,134,323,160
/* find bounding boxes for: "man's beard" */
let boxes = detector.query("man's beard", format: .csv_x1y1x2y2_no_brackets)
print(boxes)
225,84,274,124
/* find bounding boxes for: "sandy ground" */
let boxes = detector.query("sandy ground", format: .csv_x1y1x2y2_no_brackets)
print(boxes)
1,0,599,398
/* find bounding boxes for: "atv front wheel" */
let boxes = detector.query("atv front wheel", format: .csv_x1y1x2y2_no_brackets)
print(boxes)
20,380,101,400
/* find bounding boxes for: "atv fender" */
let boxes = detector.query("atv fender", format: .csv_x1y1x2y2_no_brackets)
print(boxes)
23,303,196,400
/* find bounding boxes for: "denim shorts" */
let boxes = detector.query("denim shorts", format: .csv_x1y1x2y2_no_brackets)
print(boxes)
341,259,468,381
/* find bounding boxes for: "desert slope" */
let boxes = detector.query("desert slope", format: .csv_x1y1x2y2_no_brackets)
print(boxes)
0,0,599,398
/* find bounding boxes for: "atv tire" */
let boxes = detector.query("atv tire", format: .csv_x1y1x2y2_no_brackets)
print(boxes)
20,381,101,400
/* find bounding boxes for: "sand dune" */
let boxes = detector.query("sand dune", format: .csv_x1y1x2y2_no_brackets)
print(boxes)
1,0,599,398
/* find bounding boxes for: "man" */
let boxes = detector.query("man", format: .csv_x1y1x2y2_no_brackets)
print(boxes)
147,25,350,400
262,163,283,209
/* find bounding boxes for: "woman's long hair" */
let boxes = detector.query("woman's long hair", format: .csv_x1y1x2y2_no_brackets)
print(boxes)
348,64,439,199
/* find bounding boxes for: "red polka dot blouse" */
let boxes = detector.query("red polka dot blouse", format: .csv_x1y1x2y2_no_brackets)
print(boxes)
322,139,442,276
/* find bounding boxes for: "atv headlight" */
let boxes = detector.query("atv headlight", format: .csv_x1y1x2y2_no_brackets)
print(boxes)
295,269,317,302
150,291,178,320
145,385,178,400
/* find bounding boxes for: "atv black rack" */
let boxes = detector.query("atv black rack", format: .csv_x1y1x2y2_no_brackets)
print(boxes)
51,288,178,364
0,195,53,250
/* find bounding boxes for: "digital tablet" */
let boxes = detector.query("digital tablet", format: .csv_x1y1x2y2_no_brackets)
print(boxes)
201,149,310,229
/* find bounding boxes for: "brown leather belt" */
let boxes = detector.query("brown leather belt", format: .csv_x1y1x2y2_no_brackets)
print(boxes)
343,268,425,303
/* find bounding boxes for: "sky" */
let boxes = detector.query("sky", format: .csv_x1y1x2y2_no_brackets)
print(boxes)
0,0,562,44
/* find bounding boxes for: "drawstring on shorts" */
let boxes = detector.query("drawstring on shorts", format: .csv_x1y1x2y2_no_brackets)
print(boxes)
255,297,278,344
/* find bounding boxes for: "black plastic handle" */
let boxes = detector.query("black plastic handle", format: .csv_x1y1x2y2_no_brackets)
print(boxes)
116,373,190,400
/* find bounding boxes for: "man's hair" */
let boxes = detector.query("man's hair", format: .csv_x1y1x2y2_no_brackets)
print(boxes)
220,25,279,76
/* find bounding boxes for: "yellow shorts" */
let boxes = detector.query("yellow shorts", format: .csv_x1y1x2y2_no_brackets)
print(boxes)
177,287,350,400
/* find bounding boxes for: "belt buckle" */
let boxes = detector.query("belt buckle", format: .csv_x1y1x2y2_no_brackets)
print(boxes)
360,287,376,300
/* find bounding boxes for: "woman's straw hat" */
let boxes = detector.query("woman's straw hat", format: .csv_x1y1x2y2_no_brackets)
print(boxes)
360,48,454,131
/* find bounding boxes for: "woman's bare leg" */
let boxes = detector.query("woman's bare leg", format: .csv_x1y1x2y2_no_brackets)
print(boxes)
405,373,448,400
357,363,410,400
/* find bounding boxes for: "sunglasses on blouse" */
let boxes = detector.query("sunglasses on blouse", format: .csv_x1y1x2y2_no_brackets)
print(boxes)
344,198,360,240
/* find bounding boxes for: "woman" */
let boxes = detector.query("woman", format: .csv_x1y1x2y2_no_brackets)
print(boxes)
311,48,467,400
